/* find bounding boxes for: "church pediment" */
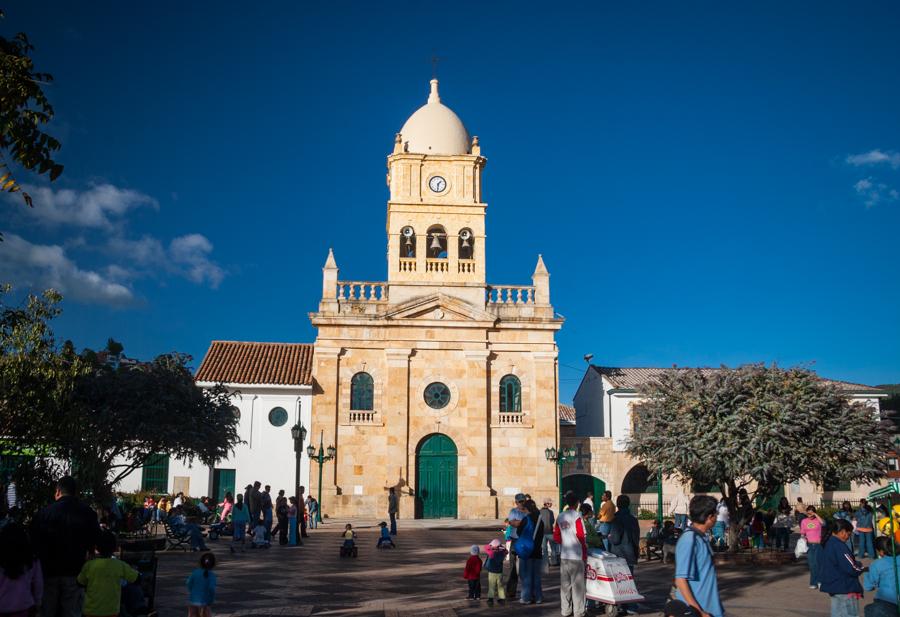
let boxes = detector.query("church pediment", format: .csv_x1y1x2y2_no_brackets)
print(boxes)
384,293,497,325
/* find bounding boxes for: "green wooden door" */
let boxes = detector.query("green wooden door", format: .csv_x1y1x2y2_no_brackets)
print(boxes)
562,474,607,506
417,434,458,519
212,469,236,503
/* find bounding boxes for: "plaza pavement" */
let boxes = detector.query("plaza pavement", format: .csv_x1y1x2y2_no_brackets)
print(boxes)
152,519,873,617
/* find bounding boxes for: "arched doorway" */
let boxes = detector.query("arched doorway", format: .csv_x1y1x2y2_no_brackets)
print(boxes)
621,464,659,495
416,434,458,519
562,474,606,505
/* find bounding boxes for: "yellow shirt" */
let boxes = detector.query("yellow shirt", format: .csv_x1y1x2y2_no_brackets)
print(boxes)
599,500,615,523
77,558,139,616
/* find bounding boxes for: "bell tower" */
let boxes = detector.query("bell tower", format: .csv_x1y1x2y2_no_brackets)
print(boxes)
385,79,487,306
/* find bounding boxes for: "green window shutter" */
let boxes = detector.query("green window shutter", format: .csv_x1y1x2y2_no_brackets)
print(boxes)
351,372,374,410
141,454,170,493
499,375,521,413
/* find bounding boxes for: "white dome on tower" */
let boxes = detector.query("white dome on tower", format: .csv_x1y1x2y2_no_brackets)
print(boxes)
399,79,470,156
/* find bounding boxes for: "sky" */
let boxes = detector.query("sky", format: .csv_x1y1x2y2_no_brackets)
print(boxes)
2,1,899,400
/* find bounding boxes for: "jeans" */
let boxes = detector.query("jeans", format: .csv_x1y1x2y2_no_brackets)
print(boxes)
560,559,586,617
830,594,859,617
519,557,543,602
865,598,898,617
288,515,297,545
263,509,273,535
467,578,481,599
41,576,83,617
807,543,822,586
712,521,727,548
598,521,612,551
774,527,790,551
542,535,559,565
309,508,318,529
857,531,875,559
390,511,397,535
674,513,688,529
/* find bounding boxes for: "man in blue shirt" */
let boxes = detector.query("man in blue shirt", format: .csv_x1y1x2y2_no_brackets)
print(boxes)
674,495,724,617
864,536,900,617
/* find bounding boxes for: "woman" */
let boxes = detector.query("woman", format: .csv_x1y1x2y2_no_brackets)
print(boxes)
855,499,875,560
0,523,43,617
819,518,863,617
307,496,318,530
800,506,825,589
288,496,299,546
834,501,855,552
515,499,544,605
772,497,794,552
217,492,234,523
712,498,729,549
579,504,605,549
863,536,900,617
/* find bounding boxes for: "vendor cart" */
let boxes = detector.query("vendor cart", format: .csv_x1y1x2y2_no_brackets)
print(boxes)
868,481,900,615
585,549,645,615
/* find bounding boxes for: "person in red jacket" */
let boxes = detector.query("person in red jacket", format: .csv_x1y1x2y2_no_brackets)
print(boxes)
463,544,483,601
554,491,588,617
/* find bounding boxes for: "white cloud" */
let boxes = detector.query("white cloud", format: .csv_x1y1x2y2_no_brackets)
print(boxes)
108,233,225,288
0,233,134,305
853,176,898,208
845,149,900,169
15,183,158,229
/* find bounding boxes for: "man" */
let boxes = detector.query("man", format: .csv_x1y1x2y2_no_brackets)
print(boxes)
505,493,528,598
173,491,185,508
607,495,641,615
168,505,209,551
672,495,724,617
32,476,101,617
669,488,690,530
243,484,253,522
299,486,309,538
597,491,615,551
261,485,274,538
388,487,399,536
554,491,587,617
249,481,263,525
583,491,594,511
539,498,558,566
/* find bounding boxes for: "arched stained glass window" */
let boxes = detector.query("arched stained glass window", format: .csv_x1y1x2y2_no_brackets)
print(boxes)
499,374,521,413
351,372,374,411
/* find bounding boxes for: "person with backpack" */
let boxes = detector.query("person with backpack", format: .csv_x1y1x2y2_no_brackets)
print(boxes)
671,495,724,617
608,494,641,615
516,499,545,605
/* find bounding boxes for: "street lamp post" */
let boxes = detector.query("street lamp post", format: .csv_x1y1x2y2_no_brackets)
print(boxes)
290,423,308,545
545,445,577,512
306,430,336,524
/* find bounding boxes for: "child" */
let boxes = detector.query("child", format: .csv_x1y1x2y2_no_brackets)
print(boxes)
463,544,482,601
502,518,513,558
750,511,766,549
230,494,250,553
76,530,139,617
483,538,507,605
376,521,396,548
342,523,356,549
0,523,43,616
251,520,270,548
186,552,217,617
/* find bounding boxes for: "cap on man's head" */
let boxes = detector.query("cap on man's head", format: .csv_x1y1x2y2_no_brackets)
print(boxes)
515,493,527,502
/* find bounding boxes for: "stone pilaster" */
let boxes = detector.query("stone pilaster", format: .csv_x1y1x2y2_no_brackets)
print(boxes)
310,346,342,516
385,348,414,518
462,349,497,518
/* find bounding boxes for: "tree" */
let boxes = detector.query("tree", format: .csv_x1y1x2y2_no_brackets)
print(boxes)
65,352,240,502
626,364,891,549
0,8,64,229
0,286,241,513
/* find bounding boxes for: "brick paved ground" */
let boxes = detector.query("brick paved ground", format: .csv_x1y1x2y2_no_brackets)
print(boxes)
150,520,878,617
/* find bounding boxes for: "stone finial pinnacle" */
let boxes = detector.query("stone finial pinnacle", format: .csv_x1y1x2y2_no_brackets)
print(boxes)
324,248,338,270
428,78,440,104
533,254,548,275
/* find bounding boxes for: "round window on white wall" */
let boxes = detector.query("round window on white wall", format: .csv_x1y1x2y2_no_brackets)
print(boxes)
268,406,288,427
230,405,241,420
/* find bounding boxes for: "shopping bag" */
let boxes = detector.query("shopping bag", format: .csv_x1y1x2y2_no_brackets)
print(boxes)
794,535,808,558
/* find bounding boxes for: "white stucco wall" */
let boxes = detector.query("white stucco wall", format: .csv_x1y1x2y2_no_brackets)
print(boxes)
573,369,605,437
117,385,313,498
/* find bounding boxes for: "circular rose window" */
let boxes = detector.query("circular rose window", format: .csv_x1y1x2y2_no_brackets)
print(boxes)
423,382,451,409
268,406,288,427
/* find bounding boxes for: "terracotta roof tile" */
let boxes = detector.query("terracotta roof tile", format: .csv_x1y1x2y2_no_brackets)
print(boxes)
592,366,884,394
558,403,576,424
195,341,314,386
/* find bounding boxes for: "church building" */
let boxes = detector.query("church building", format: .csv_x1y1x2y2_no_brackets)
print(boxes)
308,79,564,519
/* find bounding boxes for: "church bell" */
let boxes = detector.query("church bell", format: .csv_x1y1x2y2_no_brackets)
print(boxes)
429,235,443,251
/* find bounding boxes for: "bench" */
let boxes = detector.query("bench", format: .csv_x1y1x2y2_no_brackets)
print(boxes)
162,521,191,551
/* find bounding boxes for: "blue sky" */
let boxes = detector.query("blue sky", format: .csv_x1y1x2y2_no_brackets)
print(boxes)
2,1,899,399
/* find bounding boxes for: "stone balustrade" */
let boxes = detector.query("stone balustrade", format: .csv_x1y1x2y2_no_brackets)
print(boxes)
498,412,525,426
425,258,450,273
337,281,388,302
486,285,535,305
398,258,416,272
349,410,377,424
458,259,475,273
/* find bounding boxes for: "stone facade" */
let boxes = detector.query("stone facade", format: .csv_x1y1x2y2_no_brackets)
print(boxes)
308,80,563,519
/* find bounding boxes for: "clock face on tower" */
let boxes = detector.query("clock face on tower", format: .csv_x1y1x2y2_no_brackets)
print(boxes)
428,175,447,193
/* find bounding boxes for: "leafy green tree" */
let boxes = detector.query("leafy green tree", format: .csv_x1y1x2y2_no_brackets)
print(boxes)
0,286,240,513
0,8,64,223
626,364,890,549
